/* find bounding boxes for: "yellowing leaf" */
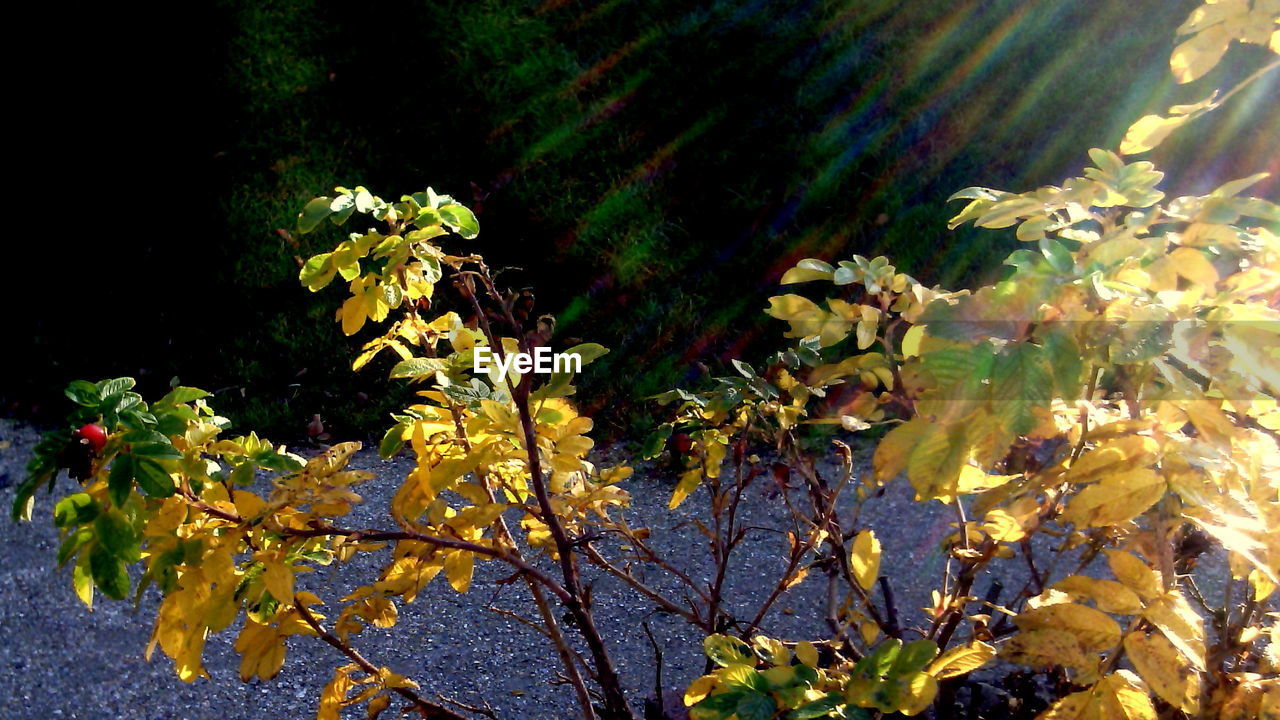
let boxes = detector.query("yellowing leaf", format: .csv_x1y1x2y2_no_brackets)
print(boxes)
1014,603,1121,652
896,672,938,716
1106,550,1163,601
263,560,295,602
850,529,882,590
1143,592,1206,671
668,468,702,510
1066,436,1157,484
1039,671,1156,720
683,675,716,706
1168,247,1219,288
873,418,930,483
927,640,996,679
1120,114,1190,155
72,555,94,610
443,550,474,593
795,641,819,668
1171,24,1233,83
907,422,969,501
982,495,1040,542
901,324,925,357
1000,629,1095,678
1125,630,1201,714
1061,468,1164,527
780,258,835,284
1050,576,1143,615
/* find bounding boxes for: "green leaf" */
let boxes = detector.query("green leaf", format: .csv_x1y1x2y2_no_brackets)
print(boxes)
133,457,176,497
640,424,673,460
560,343,610,368
72,555,94,609
94,510,138,561
54,493,100,528
868,638,903,677
991,344,1052,436
108,454,134,507
297,197,334,234
300,252,337,292
1038,237,1074,274
788,694,844,719
131,442,182,460
89,543,129,600
64,380,102,406
389,357,449,379
1042,328,1084,401
438,204,479,239
57,527,94,568
96,377,136,397
890,640,939,676
734,692,778,720
157,386,211,406
690,692,746,720
781,258,835,284
704,634,753,667
329,193,357,225
379,422,408,458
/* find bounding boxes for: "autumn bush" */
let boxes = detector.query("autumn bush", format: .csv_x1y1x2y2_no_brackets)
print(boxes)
12,3,1280,720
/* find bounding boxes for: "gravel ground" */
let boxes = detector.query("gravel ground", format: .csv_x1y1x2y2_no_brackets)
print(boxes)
0,417,1120,720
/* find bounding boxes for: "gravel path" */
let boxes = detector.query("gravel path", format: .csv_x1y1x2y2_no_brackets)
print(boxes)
0,418,1017,720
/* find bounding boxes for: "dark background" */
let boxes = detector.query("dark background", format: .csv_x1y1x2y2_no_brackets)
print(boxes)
9,0,1278,443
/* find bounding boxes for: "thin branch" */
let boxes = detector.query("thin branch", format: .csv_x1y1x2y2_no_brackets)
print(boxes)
294,599,468,720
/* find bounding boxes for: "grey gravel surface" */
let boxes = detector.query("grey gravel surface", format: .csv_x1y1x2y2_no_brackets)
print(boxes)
0,417,1114,720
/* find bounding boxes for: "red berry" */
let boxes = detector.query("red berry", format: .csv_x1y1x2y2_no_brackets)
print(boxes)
671,432,693,455
74,423,108,453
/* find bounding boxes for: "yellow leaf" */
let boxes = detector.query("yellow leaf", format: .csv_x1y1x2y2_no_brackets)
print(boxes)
1171,24,1232,83
1066,436,1157,484
683,675,716,706
1000,629,1096,678
896,672,938,716
1143,592,1206,671
1124,630,1201,714
1050,576,1143,615
794,641,819,668
927,640,996,679
901,324,925,357
860,620,880,646
783,565,810,590
873,418,929,483
340,295,367,336
1106,550,1163,601
1120,114,1189,155
765,294,852,347
233,490,264,519
443,550,474,593
907,422,968,501
850,529,882,590
366,694,391,719
1061,468,1164,527
1014,603,1121,652
668,468,702,510
751,636,790,665
1039,671,1155,720
982,495,1040,542
957,465,1019,494
263,560,295,602
72,557,94,610
1168,247,1219,288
